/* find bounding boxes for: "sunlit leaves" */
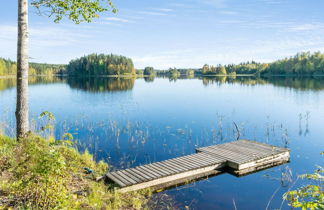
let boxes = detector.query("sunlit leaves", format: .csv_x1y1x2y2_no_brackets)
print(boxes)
31,0,117,24
284,152,324,210
40,111,55,120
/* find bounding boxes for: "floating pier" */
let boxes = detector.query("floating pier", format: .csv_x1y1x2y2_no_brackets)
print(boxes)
105,140,290,193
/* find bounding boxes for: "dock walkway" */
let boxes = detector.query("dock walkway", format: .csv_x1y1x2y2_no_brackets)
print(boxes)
105,140,290,193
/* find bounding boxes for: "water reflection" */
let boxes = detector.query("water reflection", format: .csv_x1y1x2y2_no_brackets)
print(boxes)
0,78,15,91
66,77,135,92
144,76,155,83
1,75,324,93
267,76,324,91
0,74,323,210
200,76,324,91
0,76,64,91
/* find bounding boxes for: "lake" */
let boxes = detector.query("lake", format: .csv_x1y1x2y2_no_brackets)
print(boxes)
0,76,323,209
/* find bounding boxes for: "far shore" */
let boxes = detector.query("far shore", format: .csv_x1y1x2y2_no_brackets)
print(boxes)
2,73,324,79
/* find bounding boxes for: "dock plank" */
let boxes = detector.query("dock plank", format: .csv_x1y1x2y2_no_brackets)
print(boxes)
124,169,147,182
106,139,290,192
128,168,152,181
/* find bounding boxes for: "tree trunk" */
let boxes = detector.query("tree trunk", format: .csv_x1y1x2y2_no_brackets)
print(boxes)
16,0,29,139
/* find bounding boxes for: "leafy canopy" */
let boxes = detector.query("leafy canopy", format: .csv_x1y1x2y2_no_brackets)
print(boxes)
284,152,324,210
31,0,117,24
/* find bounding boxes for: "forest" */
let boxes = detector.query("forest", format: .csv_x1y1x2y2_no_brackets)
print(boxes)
201,51,324,76
2,51,324,77
0,58,64,76
264,51,324,75
156,68,195,77
66,53,136,76
153,52,324,77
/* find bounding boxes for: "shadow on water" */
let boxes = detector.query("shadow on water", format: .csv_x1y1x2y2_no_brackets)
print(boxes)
66,76,135,92
200,75,324,91
144,76,155,83
1,75,324,92
0,76,64,91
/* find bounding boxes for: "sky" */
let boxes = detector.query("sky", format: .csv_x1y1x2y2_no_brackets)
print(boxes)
1,0,324,69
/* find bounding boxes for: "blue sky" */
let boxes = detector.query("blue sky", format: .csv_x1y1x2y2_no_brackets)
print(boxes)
1,0,324,69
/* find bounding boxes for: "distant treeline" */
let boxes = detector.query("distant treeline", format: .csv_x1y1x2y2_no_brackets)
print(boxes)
205,52,324,76
155,52,324,76
66,53,135,76
265,52,324,75
154,63,267,76
0,58,64,76
2,51,324,77
155,68,195,77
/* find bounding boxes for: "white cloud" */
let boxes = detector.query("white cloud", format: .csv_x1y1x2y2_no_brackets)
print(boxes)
96,21,122,26
153,8,174,12
137,11,169,16
104,17,132,23
132,34,324,69
0,24,90,61
0,25,17,60
220,10,238,15
289,24,324,32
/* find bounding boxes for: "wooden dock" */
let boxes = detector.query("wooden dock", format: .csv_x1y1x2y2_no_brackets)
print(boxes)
105,140,290,193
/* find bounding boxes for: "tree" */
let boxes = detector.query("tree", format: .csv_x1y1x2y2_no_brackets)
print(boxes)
216,65,227,75
202,64,210,74
143,66,155,76
66,54,135,76
0,59,5,75
15,0,116,138
16,0,29,138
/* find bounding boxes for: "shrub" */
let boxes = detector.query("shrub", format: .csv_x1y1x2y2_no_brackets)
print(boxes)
283,152,324,210
0,134,150,209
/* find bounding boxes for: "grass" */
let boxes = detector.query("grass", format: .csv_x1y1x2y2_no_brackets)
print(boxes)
0,133,151,209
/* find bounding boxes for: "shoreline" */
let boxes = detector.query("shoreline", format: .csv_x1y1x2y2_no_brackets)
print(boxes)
2,74,324,79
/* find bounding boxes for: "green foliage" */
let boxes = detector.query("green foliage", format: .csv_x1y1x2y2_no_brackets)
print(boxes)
156,68,196,77
0,58,16,76
31,0,117,24
38,111,56,138
0,58,64,76
217,65,227,75
283,152,324,210
200,52,324,76
66,53,136,76
39,111,55,120
186,69,195,76
0,136,16,174
144,66,155,76
0,134,150,209
168,68,180,77
225,62,268,75
29,62,65,75
136,69,144,75
265,51,324,75
201,64,227,75
62,133,74,141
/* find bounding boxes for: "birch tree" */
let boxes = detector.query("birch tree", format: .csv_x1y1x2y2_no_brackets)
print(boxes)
16,0,116,138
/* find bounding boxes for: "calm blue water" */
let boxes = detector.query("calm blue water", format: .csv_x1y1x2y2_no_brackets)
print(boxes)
0,76,323,209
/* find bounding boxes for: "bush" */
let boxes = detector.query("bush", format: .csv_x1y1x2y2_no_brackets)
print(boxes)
283,152,324,210
0,134,150,209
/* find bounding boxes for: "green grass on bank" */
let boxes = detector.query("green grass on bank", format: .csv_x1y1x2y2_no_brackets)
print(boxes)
0,134,151,209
